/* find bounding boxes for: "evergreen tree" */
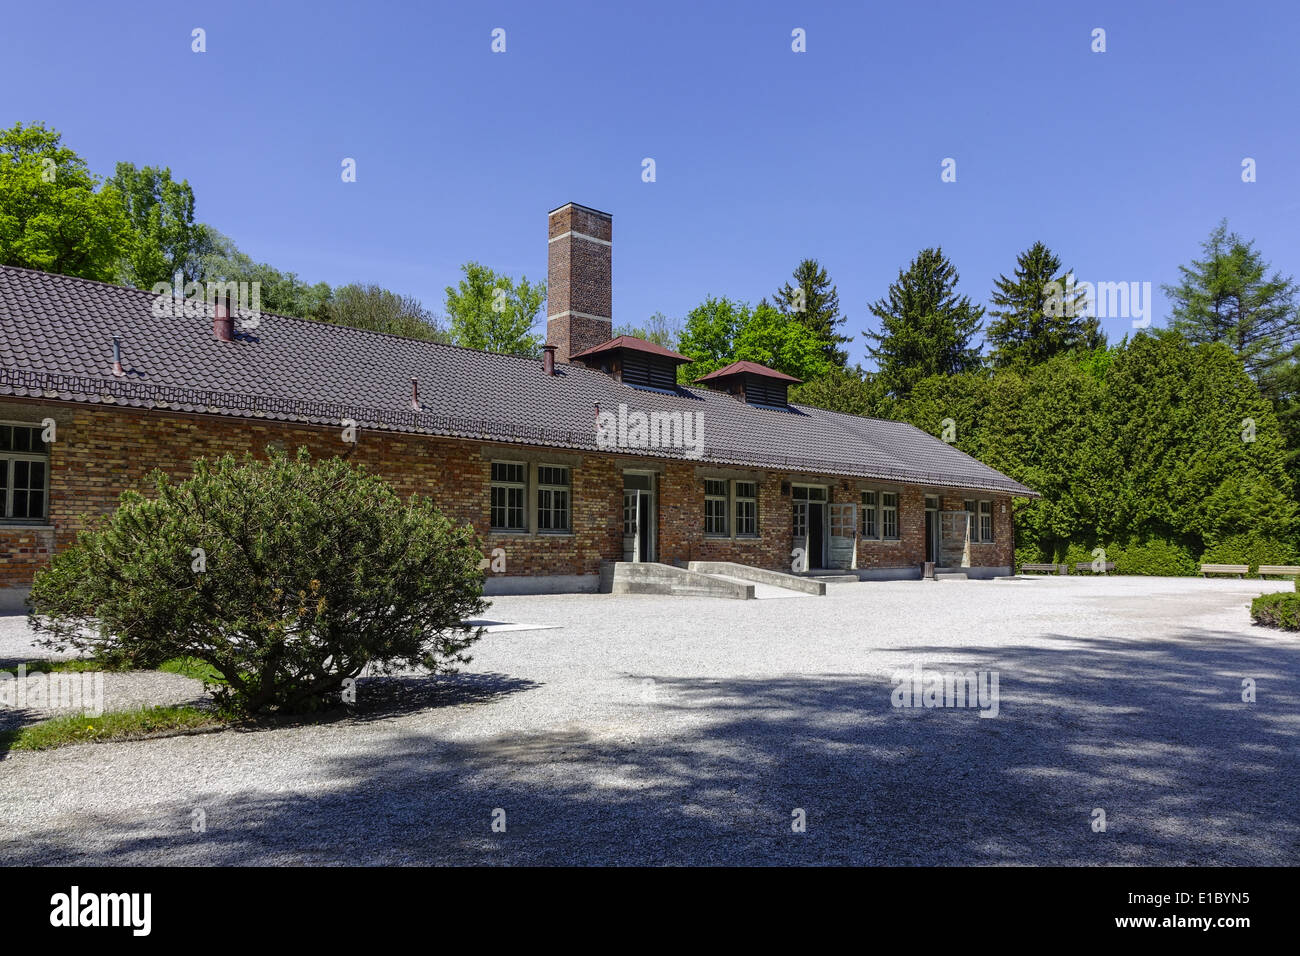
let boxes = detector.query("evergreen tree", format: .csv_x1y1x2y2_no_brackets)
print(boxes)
772,258,850,366
864,247,984,399
985,241,1103,367
788,365,887,417
1164,220,1299,390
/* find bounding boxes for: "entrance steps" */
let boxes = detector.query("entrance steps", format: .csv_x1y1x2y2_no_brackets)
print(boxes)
934,568,969,581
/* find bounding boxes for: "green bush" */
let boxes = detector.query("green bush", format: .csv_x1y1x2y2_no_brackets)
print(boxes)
29,449,488,716
1110,538,1199,576
1250,591,1300,630
1200,534,1299,574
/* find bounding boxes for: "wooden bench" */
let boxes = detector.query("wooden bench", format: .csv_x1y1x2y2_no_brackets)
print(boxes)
1200,564,1248,578
1020,563,1066,575
1075,562,1116,574
1257,565,1300,578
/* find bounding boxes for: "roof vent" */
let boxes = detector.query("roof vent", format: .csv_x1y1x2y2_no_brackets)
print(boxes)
570,336,691,390
694,361,801,408
213,299,234,342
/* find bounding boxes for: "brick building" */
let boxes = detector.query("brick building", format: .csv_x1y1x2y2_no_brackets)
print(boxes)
0,202,1036,610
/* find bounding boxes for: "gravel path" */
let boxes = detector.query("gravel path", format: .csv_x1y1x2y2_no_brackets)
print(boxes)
2,576,1298,865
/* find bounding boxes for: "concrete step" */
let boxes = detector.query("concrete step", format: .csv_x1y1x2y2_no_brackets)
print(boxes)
805,573,860,583
934,571,969,581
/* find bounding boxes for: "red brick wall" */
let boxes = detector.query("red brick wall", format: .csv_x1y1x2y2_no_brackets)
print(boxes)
1,399,1015,590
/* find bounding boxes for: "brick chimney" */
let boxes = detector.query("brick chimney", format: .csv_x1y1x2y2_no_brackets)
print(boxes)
547,203,612,363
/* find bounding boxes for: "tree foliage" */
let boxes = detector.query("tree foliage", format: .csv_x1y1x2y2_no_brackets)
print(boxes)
109,162,210,288
1164,220,1299,389
864,247,984,399
677,296,831,383
444,261,545,357
319,283,448,342
29,450,488,716
197,228,333,320
772,258,851,366
893,333,1295,567
788,365,887,417
0,121,128,281
614,311,681,350
985,241,1103,368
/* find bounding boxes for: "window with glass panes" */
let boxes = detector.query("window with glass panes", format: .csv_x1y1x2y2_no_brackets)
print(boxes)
860,490,878,537
979,500,993,542
536,466,570,532
734,481,757,536
880,492,899,539
1,424,49,523
490,461,527,531
704,479,729,536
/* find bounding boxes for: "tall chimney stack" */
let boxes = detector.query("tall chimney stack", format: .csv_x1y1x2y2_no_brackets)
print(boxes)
547,203,612,363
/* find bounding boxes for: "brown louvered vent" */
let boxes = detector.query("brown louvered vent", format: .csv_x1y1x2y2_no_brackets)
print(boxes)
570,335,692,390
743,375,789,408
621,351,679,390
695,360,802,409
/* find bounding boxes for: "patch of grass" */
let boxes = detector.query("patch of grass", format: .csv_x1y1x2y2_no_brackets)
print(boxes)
159,656,226,684
1250,591,1300,630
0,705,222,752
2,657,123,674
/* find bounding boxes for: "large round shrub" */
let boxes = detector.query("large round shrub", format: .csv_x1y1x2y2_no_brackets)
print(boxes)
29,449,488,715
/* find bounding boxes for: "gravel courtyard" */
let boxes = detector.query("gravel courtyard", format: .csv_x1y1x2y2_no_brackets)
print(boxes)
2,576,1298,866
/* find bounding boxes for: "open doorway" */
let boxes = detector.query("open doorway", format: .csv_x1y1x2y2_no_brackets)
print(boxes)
792,484,829,570
925,495,940,564
622,472,656,562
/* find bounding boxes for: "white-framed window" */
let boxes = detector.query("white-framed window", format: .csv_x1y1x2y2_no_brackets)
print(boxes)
490,461,527,531
704,479,729,536
861,490,877,537
963,499,994,542
881,492,899,540
537,465,570,533
1,423,50,523
734,481,758,537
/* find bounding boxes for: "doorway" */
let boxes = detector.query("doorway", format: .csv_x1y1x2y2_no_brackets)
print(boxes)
925,495,940,564
792,484,829,570
622,472,656,562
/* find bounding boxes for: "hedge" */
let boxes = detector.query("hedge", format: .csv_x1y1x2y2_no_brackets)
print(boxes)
1250,591,1300,630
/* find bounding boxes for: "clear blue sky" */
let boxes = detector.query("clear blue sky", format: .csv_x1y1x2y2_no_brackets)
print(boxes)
5,0,1298,367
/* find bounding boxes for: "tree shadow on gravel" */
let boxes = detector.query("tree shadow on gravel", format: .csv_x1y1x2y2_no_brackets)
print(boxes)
4,627,1298,866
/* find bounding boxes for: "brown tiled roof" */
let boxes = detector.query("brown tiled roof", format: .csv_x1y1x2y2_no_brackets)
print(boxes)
695,360,802,384
0,265,1038,497
569,335,692,363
